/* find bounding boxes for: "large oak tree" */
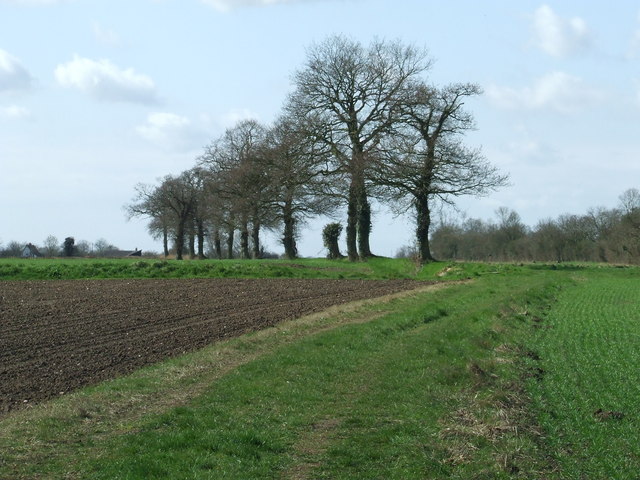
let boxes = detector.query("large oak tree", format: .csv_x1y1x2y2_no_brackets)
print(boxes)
288,35,430,260
199,119,276,259
373,82,508,263
262,115,339,259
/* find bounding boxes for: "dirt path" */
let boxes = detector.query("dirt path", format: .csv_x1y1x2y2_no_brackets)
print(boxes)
0,278,426,414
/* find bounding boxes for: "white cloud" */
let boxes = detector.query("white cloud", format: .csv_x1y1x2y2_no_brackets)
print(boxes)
200,0,311,12
92,22,122,47
55,55,159,104
0,104,31,119
136,112,207,151
0,48,33,92
531,4,591,57
487,72,604,113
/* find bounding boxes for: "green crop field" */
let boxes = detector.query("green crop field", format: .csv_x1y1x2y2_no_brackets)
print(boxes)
0,259,638,479
528,268,640,478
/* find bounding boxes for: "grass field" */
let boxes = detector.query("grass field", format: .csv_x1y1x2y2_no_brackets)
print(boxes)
0,259,638,479
0,257,444,281
528,268,640,478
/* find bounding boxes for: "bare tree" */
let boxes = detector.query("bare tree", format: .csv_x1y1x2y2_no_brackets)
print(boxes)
288,35,430,261
613,188,640,261
195,168,237,259
199,120,276,259
42,235,59,257
619,188,640,215
262,115,340,259
127,171,199,260
161,171,200,260
187,167,210,260
373,82,508,263
75,240,91,257
1,241,24,257
127,182,174,257
92,238,112,256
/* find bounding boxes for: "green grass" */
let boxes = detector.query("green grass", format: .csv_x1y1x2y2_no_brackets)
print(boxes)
0,257,436,281
1,261,639,479
0,255,551,281
527,267,640,478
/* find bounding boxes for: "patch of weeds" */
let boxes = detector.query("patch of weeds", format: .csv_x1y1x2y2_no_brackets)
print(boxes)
423,306,449,323
47,267,63,279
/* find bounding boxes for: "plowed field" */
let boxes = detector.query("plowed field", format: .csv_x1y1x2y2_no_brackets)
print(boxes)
0,278,425,415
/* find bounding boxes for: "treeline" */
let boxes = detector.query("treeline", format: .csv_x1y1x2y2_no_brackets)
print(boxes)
0,236,120,258
430,188,640,264
127,35,506,262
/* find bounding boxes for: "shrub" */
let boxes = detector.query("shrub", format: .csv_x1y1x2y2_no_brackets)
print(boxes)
322,223,343,260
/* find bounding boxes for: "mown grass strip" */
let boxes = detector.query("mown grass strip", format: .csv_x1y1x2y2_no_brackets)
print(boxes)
528,268,640,478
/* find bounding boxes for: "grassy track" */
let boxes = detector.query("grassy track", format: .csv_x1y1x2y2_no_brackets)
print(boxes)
528,268,640,478
1,261,639,478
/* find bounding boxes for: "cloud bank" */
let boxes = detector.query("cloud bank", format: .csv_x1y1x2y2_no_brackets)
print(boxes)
0,48,33,92
55,55,159,104
531,4,591,57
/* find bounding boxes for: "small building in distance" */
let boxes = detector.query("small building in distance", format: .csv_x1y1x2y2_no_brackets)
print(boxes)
102,248,143,258
21,243,42,258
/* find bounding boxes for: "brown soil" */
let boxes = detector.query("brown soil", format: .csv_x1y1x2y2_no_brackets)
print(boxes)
0,278,426,415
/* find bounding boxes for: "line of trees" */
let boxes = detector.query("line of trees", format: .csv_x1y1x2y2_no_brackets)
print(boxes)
429,188,640,264
127,35,506,263
0,236,120,258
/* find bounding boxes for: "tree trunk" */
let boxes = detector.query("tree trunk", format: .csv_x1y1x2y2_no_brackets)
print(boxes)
162,226,169,258
357,189,373,259
415,195,436,263
327,237,342,259
175,220,185,260
213,229,222,259
240,221,250,259
226,227,234,259
197,219,206,259
251,219,261,259
346,181,359,261
188,228,196,259
282,204,297,259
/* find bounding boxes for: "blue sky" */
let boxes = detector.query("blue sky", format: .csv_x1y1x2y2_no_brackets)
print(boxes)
1,0,639,256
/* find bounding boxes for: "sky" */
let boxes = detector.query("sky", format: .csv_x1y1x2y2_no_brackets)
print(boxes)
1,0,639,257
